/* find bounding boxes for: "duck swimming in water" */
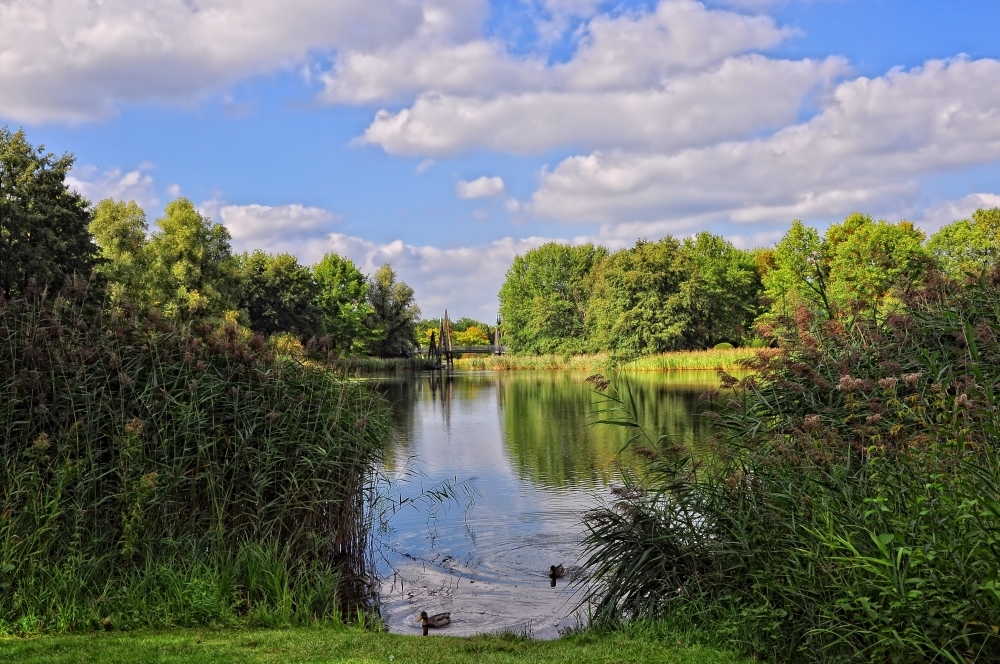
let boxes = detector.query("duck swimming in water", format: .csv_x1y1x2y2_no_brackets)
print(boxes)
549,564,565,579
418,611,451,635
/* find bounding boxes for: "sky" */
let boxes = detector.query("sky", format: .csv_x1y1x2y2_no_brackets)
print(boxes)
3,0,1000,320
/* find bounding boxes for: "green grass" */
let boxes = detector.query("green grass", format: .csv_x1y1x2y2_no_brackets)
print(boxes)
0,626,750,664
455,348,763,372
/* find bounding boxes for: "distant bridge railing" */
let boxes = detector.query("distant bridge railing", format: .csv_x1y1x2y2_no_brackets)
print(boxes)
422,345,507,356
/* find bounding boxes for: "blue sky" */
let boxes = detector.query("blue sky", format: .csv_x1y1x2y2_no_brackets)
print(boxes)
4,0,1000,319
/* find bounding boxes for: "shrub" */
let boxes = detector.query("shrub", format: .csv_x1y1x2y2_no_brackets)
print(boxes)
712,342,734,350
583,269,1000,663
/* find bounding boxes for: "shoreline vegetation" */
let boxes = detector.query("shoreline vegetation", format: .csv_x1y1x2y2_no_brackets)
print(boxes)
457,347,762,372
0,290,389,635
320,347,762,373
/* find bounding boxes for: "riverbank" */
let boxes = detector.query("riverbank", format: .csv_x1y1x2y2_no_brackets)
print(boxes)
456,348,761,372
323,348,764,374
0,625,750,664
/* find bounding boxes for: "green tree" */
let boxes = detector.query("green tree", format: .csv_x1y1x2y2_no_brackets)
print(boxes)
0,127,95,298
927,207,1000,278
669,233,762,348
312,252,374,353
761,214,927,331
366,264,420,357
586,237,685,355
146,198,238,319
89,199,150,308
498,242,606,354
825,213,926,320
237,251,320,337
762,220,832,321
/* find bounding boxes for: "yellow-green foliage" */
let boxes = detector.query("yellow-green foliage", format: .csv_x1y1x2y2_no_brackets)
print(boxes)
456,348,759,372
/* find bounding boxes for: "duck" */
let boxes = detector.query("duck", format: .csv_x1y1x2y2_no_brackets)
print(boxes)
549,564,565,579
418,611,451,635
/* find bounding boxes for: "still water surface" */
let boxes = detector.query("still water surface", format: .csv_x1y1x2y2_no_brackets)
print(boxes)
374,370,722,639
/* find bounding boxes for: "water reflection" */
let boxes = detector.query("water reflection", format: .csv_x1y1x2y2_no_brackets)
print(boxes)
499,372,722,489
374,370,724,638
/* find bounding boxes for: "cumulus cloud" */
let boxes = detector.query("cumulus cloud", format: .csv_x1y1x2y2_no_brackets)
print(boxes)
526,58,1000,230
325,233,554,319
916,193,1000,234
67,164,158,207
363,56,845,156
203,202,341,259
456,176,506,199
0,0,425,122
352,1,829,155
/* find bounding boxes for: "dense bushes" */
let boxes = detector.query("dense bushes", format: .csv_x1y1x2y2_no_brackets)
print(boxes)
583,269,1000,662
0,280,389,633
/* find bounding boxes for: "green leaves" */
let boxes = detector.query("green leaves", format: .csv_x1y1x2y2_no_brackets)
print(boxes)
0,126,96,299
365,263,420,358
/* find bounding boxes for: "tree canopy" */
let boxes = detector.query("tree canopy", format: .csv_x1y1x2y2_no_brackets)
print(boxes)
145,198,239,320
499,242,606,355
927,207,1000,278
90,198,150,308
0,127,95,298
366,263,420,357
237,251,320,337
313,252,374,354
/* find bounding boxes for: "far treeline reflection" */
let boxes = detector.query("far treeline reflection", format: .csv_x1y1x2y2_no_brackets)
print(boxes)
377,371,730,489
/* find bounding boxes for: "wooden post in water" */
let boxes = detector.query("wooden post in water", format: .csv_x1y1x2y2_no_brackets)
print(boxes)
441,309,454,367
428,330,440,367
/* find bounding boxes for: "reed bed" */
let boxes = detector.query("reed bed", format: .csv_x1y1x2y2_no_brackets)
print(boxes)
326,356,439,372
0,283,390,634
455,348,761,372
582,273,1000,663
619,348,761,371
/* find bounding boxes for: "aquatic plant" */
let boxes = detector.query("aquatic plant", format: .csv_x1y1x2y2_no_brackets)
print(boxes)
583,269,1000,663
0,280,389,633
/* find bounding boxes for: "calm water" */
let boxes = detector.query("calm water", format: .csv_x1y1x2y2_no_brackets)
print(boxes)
373,370,722,639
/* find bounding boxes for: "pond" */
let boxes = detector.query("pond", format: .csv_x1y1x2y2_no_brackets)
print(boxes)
374,370,725,639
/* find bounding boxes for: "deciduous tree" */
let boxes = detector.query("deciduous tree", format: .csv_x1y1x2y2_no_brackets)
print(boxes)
89,199,149,308
146,198,238,320
927,207,1000,278
0,127,95,298
313,252,373,353
237,250,320,337
366,263,420,357
499,242,605,354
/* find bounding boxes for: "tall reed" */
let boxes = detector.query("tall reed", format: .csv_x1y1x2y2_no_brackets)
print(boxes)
456,348,759,372
582,270,1000,663
0,281,389,634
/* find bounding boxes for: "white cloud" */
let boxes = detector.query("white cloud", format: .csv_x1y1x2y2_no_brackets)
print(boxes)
327,0,792,104
526,58,1000,230
362,56,845,155
916,193,1000,235
415,159,436,174
325,233,555,319
205,202,340,259
0,0,426,122
67,164,158,207
348,1,829,156
456,176,506,199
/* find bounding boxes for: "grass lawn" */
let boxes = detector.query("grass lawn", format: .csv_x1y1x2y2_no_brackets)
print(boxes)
0,626,750,664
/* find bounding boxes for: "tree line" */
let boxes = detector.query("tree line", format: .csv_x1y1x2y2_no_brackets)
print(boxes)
0,127,422,358
499,210,1000,355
